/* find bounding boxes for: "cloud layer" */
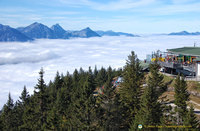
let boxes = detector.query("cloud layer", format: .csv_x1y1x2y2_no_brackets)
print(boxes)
0,35,200,108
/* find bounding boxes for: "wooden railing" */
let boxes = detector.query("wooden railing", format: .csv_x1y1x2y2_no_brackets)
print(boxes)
158,61,196,76
158,61,182,69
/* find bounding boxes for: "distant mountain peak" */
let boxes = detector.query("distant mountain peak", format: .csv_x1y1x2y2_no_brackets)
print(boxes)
51,24,66,38
83,27,92,31
28,22,45,29
31,22,40,25
51,24,64,30
180,31,188,33
55,23,60,25
0,23,32,42
0,24,9,28
33,22,39,24
64,27,100,38
52,23,61,27
17,22,57,39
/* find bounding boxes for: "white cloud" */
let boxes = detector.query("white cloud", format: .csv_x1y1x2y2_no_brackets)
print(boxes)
58,0,200,14
93,0,156,11
51,11,82,15
172,0,197,4
0,35,200,108
59,0,156,11
0,50,58,65
0,8,34,13
148,2,200,15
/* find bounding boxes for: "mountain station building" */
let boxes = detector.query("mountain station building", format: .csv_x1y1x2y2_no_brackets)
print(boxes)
150,47,200,79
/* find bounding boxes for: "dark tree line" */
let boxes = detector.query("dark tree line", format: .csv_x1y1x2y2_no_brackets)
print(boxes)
0,51,199,130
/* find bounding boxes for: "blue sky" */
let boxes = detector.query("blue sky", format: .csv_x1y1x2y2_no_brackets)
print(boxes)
0,0,200,33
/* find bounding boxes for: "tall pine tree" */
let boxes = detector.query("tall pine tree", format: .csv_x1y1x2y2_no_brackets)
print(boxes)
174,74,189,125
20,86,30,104
119,51,144,127
130,61,163,130
34,68,49,130
53,71,64,90
12,86,30,130
96,67,107,87
20,95,40,130
0,112,3,130
96,81,124,130
184,105,199,129
1,93,14,130
68,67,97,130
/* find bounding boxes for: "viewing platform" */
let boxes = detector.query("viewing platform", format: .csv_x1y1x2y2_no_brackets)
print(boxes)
147,47,200,78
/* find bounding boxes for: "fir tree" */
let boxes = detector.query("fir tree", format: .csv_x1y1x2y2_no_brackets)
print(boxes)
34,68,49,130
130,61,163,130
105,66,113,88
47,86,72,130
20,86,30,104
174,74,189,125
46,105,60,130
1,93,14,130
20,96,40,130
47,80,57,106
184,105,199,129
148,59,165,96
57,87,71,128
96,67,107,87
72,69,80,88
78,67,87,87
119,51,144,127
10,86,30,130
97,83,124,130
0,112,3,130
96,66,123,130
94,65,98,79
68,68,97,130
47,71,64,107
63,71,73,89
11,101,23,130
54,71,64,90
160,104,174,129
114,68,123,77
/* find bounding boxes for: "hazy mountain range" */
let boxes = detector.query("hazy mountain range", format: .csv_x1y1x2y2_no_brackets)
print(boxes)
0,22,137,42
95,30,139,37
16,22,101,40
168,31,200,35
1,22,200,42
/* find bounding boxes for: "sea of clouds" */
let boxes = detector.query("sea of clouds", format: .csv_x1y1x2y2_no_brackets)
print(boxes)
0,35,200,108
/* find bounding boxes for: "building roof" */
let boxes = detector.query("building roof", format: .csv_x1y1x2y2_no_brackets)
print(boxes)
167,47,200,56
140,61,149,69
193,57,200,62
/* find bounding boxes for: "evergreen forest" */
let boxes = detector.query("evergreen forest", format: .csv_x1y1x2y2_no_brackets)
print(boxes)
0,51,199,130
